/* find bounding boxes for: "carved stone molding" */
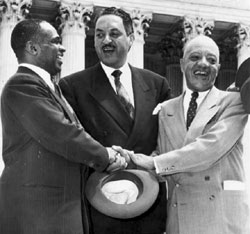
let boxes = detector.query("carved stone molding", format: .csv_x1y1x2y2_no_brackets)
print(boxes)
58,0,93,34
182,16,214,43
128,9,152,38
236,23,250,49
0,0,31,23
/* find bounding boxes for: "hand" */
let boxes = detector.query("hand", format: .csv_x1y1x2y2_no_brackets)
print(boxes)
129,153,155,170
111,145,131,164
106,147,128,172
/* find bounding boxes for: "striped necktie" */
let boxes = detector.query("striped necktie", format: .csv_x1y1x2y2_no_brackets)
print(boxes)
112,70,134,119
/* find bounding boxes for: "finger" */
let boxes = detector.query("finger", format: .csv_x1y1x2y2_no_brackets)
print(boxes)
106,156,122,172
112,145,122,152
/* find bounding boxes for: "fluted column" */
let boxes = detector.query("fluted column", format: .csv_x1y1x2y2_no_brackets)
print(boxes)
236,23,250,198
182,16,215,90
0,0,32,175
58,0,92,77
0,0,31,93
127,9,152,68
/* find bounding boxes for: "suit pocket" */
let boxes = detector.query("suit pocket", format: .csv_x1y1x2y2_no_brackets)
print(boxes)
222,190,249,233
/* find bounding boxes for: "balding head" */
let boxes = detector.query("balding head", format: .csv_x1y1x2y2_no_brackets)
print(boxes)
180,35,221,92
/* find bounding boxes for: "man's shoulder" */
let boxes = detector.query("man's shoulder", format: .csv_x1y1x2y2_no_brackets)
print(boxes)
131,66,165,79
213,88,241,105
60,64,101,87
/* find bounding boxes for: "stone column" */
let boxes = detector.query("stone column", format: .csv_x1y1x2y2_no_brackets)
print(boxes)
0,0,31,93
58,0,93,77
127,9,152,68
182,16,215,90
0,0,32,174
236,23,250,198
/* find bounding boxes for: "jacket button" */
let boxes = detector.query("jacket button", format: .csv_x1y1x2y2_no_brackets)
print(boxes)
176,183,180,188
209,195,215,200
173,203,177,207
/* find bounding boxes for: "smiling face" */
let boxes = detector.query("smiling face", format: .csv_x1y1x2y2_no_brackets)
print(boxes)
37,22,66,75
180,35,221,92
94,14,134,69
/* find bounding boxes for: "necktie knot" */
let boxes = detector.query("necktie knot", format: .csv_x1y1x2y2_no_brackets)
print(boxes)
112,70,122,85
191,91,199,99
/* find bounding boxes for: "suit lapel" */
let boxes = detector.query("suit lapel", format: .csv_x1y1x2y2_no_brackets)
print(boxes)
18,67,77,124
125,66,152,147
184,87,221,145
89,64,133,135
50,89,79,124
162,95,187,149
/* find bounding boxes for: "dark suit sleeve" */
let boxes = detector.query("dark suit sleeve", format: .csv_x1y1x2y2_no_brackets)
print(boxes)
158,75,172,102
241,76,250,113
2,79,109,172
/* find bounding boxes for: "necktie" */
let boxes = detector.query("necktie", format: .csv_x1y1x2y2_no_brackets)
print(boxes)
112,70,134,119
51,77,79,125
51,76,62,98
186,91,199,130
53,82,62,98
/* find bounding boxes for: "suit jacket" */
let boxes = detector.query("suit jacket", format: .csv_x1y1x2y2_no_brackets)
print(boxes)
0,67,110,234
154,87,250,234
59,63,171,234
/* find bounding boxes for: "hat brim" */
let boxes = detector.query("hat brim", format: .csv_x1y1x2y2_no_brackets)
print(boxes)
85,169,159,219
235,57,250,88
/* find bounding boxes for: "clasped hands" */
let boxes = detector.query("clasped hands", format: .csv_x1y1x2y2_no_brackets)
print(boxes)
106,146,155,172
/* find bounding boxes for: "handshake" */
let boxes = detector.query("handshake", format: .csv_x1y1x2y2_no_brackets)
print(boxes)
105,146,155,172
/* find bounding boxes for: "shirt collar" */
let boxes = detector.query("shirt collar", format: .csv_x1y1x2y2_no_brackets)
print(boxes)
100,62,130,79
19,63,54,90
185,88,210,100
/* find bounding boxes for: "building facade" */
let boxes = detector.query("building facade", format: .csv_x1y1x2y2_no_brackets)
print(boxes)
0,0,250,191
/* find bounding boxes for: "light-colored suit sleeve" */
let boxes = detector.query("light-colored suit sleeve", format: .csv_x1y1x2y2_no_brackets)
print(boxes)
154,91,248,175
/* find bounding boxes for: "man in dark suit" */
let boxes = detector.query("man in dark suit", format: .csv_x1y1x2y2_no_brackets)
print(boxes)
0,19,127,234
59,7,171,234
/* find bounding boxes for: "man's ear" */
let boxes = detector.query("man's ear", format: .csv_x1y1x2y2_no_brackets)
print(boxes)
128,33,135,50
25,41,39,55
180,58,184,73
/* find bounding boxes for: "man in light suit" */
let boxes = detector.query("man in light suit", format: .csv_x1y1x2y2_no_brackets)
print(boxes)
59,7,171,234
124,35,250,234
0,19,127,234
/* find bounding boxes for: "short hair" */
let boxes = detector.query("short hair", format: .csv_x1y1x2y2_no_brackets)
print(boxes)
11,19,45,59
95,7,134,36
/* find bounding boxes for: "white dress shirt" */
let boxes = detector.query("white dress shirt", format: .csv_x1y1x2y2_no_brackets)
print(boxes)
19,63,55,91
101,62,134,106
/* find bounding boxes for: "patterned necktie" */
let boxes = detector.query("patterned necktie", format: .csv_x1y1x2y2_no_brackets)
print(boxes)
112,70,134,119
51,77,79,125
186,91,199,130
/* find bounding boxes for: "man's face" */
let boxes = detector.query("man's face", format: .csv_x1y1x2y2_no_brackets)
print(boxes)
94,14,134,69
37,22,66,76
180,36,221,92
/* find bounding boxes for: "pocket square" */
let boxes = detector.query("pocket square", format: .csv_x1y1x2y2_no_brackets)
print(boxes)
223,180,246,191
152,103,162,115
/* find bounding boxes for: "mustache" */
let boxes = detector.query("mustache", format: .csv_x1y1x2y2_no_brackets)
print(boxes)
102,44,116,50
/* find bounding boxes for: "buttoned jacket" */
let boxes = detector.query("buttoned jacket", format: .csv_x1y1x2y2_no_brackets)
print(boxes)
0,67,109,234
154,87,250,234
59,62,171,234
